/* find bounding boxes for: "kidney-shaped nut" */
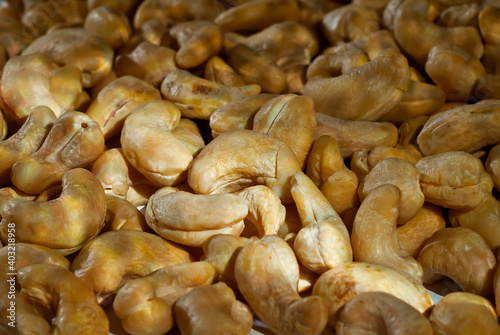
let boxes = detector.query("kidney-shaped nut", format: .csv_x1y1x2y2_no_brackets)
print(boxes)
103,196,149,232
486,143,500,191
304,48,410,121
161,69,261,119
417,103,500,156
430,292,500,335
479,6,500,45
235,235,328,335
84,6,131,49
204,56,246,87
49,65,84,113
438,3,481,27
113,262,216,335
18,264,109,335
312,262,433,325
10,111,105,194
0,106,56,185
145,187,247,246
307,47,369,80
335,291,433,335
0,168,106,255
72,230,193,303
253,94,317,168
416,151,486,210
175,282,253,335
418,227,497,298
306,135,346,187
188,130,301,204
22,28,114,87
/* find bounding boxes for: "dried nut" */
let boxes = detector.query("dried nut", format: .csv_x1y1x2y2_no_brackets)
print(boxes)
170,21,222,69
214,0,300,32
209,94,277,137
0,106,56,185
121,100,198,187
233,185,285,237
188,130,301,203
397,203,446,258
0,168,105,255
50,65,83,113
227,44,287,94
0,16,32,57
84,6,131,49
0,187,35,219
320,169,359,217
133,0,223,28
398,115,429,146
479,6,500,45
235,235,328,335
0,111,5,141
253,94,316,168
88,0,139,14
204,56,246,87
322,4,380,45
359,158,424,224
86,75,161,139
174,282,253,335
0,54,63,122
486,143,500,191
145,187,247,246
416,151,487,210
304,48,410,121
11,111,105,194
91,148,157,206
161,69,261,119
291,171,352,273
103,196,149,232
202,234,248,289
438,3,481,27
336,292,433,335
418,227,496,298
171,118,205,157
312,262,433,325
307,47,369,80
130,18,169,46
113,262,216,335
430,292,500,335
72,230,193,303
18,264,108,335
21,28,114,87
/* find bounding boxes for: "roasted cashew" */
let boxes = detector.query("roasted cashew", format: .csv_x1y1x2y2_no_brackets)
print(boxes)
204,56,246,87
479,5,500,45
438,3,480,27
307,47,369,80
50,65,84,113
84,6,131,49
1,168,106,254
88,0,139,14
103,196,149,232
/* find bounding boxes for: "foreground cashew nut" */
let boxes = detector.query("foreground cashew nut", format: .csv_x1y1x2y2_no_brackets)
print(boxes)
235,235,328,335
103,196,149,232
0,168,106,255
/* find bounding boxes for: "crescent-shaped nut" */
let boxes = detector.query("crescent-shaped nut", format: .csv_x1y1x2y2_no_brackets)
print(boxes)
418,227,497,298
235,235,328,335
204,56,246,87
0,106,56,185
50,65,84,113
113,262,216,335
307,47,369,80
352,184,424,282
306,135,346,187
486,143,500,192
336,292,433,335
11,111,105,195
84,6,131,49
188,130,301,204
103,196,149,232
72,230,193,303
479,6,500,45
0,168,106,255
21,28,114,87
18,264,109,335
312,262,433,325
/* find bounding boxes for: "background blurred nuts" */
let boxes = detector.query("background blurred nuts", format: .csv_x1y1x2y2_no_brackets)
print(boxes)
84,6,131,49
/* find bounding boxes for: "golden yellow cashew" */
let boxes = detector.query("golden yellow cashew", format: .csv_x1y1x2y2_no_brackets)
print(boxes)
307,47,369,80
204,56,246,87
479,6,500,45
103,196,149,232
438,3,480,27
50,65,84,113
84,6,131,49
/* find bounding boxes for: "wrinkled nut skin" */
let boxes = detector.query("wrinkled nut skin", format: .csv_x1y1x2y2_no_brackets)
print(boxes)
430,292,500,335
416,151,486,210
312,262,433,326
336,292,433,335
84,6,131,49
235,235,328,335
188,130,301,204
114,262,216,335
11,111,105,195
353,184,424,282
0,168,106,254
253,94,317,168
121,100,195,187
0,106,56,185
104,196,149,232
145,187,247,247
174,282,253,335
86,75,161,139
418,227,497,298
21,28,114,87
304,48,410,121
161,69,261,119
72,230,193,303
18,264,109,335
479,6,500,45
417,103,500,156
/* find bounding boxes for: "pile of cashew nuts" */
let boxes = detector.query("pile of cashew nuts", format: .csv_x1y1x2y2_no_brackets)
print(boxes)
2,0,500,334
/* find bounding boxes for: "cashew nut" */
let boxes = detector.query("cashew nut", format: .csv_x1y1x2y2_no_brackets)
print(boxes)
204,56,246,87
84,6,131,49
103,195,149,232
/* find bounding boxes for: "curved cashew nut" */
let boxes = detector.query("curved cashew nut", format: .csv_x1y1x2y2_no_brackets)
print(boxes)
1,168,106,254
50,65,84,112
103,195,149,232
479,6,500,45
84,6,131,49
204,55,246,87
72,230,193,303
307,47,369,80
235,235,328,335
